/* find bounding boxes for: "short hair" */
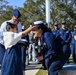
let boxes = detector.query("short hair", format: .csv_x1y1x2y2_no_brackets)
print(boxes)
6,22,17,31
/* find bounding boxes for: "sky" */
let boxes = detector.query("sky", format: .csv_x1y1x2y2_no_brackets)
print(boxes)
6,0,26,7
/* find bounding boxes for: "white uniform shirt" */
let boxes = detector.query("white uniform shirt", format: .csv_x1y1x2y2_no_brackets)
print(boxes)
3,32,22,49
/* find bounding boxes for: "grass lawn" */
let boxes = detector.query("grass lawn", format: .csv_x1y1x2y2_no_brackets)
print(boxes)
36,66,48,75
36,55,73,75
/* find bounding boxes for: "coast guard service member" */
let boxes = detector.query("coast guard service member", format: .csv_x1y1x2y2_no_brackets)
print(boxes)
52,23,59,38
71,25,76,63
56,21,72,64
0,9,22,64
32,20,71,75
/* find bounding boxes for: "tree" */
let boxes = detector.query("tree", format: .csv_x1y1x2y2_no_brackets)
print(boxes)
0,0,14,25
1,0,76,31
18,0,45,27
50,0,76,30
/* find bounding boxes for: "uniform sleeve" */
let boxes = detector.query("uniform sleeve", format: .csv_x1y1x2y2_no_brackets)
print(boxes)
65,30,72,44
0,21,8,32
43,32,56,59
56,30,66,46
17,22,22,32
0,22,8,45
71,32,75,45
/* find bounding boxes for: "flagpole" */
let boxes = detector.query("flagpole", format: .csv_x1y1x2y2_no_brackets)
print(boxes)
45,0,50,28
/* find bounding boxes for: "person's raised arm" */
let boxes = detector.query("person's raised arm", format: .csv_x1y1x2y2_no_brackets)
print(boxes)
22,26,37,37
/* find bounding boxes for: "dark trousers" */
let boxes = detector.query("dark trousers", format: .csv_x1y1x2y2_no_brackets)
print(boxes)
45,49,71,75
71,44,76,63
0,44,5,64
21,47,26,70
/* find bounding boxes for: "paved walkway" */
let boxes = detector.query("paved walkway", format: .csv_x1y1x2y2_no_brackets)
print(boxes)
25,61,42,75
0,61,42,75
